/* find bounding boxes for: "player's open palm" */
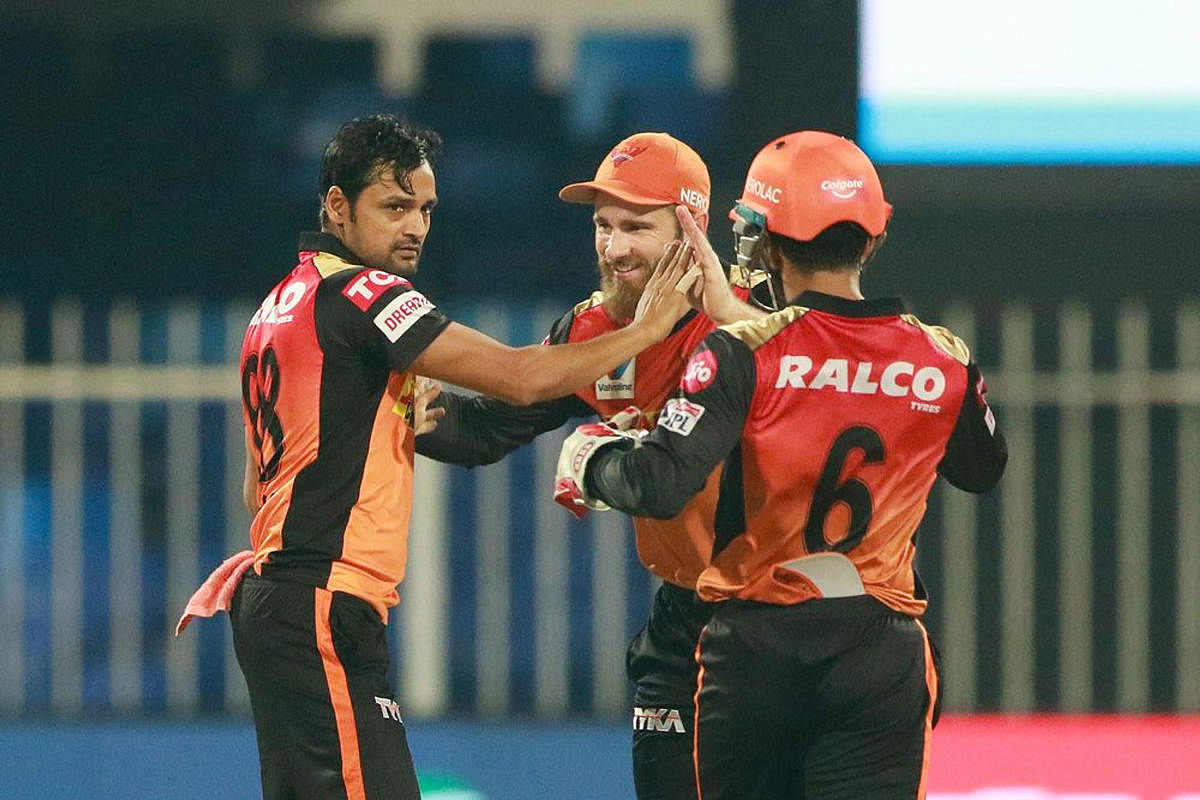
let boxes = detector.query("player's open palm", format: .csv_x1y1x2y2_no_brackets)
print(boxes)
412,377,445,435
675,205,739,323
633,239,693,341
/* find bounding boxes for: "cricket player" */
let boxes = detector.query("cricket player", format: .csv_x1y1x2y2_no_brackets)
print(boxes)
555,131,1008,799
416,131,764,799
229,114,691,799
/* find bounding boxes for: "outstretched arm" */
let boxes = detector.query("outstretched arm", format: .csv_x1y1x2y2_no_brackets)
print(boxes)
571,332,755,519
410,242,693,404
417,389,590,467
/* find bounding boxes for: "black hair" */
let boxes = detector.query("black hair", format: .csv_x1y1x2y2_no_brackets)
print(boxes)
318,114,443,228
766,221,877,274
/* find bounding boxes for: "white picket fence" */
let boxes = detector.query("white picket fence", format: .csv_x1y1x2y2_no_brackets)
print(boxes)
0,298,1196,717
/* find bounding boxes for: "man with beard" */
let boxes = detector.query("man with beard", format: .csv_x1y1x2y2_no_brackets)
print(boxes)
416,131,760,799
556,131,1008,799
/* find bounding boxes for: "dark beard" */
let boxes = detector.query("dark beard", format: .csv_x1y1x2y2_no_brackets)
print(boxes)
598,258,646,322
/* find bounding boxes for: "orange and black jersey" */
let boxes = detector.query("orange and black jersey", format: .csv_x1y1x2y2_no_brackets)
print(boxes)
586,291,1007,615
416,279,756,588
241,231,450,621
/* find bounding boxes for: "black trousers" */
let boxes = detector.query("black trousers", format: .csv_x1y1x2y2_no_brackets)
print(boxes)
626,581,715,800
231,574,421,800
694,596,939,800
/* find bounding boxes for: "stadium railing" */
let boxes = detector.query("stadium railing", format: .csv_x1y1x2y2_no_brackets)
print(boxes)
0,298,1196,718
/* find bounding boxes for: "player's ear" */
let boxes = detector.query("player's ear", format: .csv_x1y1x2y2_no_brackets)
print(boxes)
693,209,709,233
859,231,888,267
324,185,351,227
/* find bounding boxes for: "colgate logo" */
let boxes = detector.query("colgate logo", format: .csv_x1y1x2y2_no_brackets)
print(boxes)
820,177,865,199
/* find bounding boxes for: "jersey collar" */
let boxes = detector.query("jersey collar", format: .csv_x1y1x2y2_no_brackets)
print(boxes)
791,290,907,318
298,231,365,266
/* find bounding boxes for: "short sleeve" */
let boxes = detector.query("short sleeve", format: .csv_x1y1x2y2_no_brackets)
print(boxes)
315,268,451,373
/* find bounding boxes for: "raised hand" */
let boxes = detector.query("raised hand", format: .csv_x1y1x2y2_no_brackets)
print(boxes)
632,237,694,340
412,376,445,435
674,205,763,324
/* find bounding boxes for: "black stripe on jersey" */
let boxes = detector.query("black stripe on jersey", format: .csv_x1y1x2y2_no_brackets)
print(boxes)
937,362,1007,492
791,291,907,318
298,231,363,264
267,270,448,580
269,326,391,585
587,330,756,520
711,442,746,560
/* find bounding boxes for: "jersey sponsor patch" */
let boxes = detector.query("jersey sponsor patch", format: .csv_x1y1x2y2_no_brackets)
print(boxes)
342,269,410,311
249,280,308,326
373,290,434,342
658,397,705,436
820,176,865,200
681,348,718,393
775,355,947,402
595,359,635,400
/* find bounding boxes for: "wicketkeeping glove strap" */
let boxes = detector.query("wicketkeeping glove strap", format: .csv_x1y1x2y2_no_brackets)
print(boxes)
554,416,644,519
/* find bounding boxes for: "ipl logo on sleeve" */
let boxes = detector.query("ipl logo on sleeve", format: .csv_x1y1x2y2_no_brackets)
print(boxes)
657,397,706,436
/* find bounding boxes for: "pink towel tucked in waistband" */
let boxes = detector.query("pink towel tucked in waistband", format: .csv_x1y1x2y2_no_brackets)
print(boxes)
174,550,256,636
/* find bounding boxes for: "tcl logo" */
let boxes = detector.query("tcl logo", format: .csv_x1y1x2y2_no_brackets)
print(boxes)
776,355,946,402
744,176,782,204
342,269,407,311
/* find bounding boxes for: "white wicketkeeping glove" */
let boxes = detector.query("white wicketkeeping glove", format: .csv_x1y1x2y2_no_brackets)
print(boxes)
553,406,646,519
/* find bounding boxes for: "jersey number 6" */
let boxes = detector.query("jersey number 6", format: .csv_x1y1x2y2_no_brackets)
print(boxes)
804,426,885,554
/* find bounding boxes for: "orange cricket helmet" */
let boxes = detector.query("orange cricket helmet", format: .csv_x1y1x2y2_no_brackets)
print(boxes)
730,131,891,242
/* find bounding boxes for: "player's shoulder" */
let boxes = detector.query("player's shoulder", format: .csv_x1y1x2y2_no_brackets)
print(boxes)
570,290,607,317
314,260,425,316
716,306,811,351
309,250,362,281
898,313,971,366
539,291,605,345
556,291,620,341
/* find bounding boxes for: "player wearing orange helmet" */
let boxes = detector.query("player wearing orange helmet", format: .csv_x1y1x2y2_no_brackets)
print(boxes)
557,131,1007,799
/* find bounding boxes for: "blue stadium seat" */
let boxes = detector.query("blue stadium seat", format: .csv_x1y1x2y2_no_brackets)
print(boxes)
613,87,726,156
568,32,694,139
261,31,379,96
421,34,538,90
414,33,562,145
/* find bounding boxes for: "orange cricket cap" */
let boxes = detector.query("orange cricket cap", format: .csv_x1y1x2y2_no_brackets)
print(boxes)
559,132,711,218
731,131,891,242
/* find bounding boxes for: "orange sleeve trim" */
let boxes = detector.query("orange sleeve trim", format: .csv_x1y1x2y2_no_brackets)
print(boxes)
915,619,938,800
315,589,367,800
692,625,709,800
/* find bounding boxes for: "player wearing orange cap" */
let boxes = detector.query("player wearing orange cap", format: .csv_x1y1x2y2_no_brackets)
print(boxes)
555,131,1008,798
417,132,764,799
